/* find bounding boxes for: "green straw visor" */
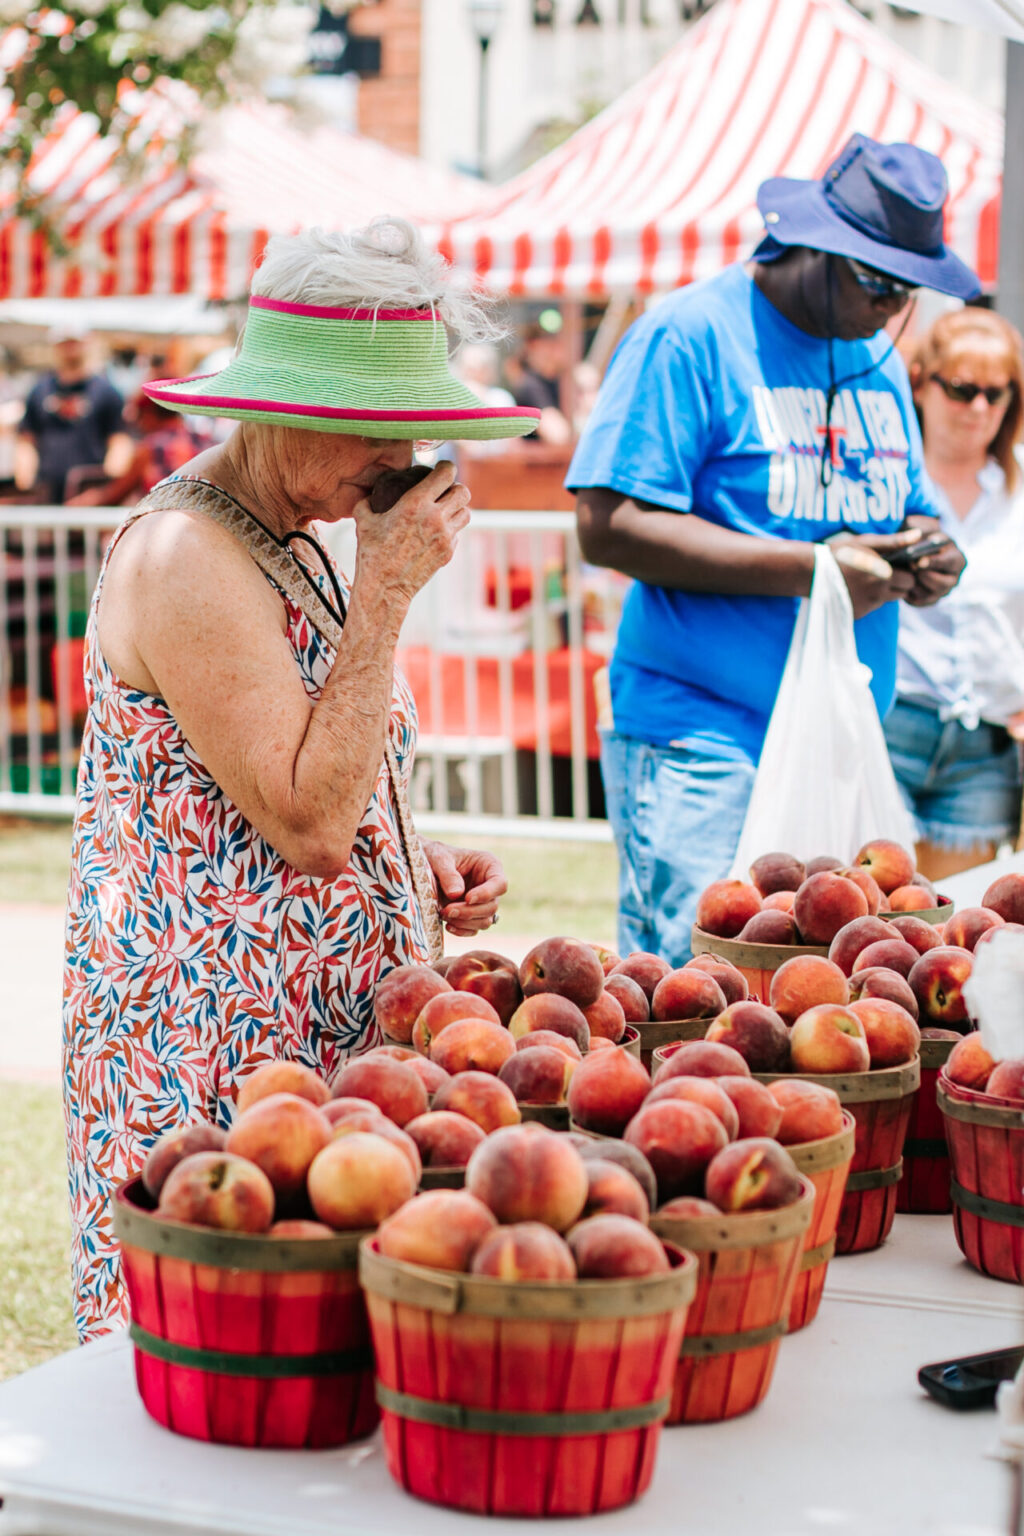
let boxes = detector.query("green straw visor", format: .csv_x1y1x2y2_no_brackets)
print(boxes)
144,298,541,441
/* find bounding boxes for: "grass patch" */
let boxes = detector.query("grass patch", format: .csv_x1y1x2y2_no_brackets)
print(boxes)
0,816,72,905
0,1082,77,1381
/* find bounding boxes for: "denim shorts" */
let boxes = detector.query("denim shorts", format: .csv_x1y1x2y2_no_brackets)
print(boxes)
883,696,1023,852
599,729,756,965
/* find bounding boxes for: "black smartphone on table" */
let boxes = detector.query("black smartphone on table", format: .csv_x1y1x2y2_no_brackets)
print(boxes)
919,1345,1024,1410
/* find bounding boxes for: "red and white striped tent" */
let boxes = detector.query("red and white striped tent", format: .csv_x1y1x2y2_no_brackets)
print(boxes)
0,58,481,301
436,0,1004,297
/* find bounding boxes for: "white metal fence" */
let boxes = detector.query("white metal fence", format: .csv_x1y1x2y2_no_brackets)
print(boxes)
0,506,625,838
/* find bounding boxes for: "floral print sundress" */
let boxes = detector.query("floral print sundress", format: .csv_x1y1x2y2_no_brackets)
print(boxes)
62,491,429,1340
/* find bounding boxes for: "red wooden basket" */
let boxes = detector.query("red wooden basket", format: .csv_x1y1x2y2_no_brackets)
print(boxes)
937,1073,1024,1284
755,1060,920,1254
112,1179,377,1448
896,1035,956,1215
358,1235,697,1517
785,1113,855,1331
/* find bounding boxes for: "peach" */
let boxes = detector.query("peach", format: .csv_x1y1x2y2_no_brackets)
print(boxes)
736,910,799,944
509,994,590,1053
608,952,672,1003
403,1055,451,1095
589,1037,614,1051
651,968,727,1023
655,1196,721,1218
434,956,459,978
763,891,796,914
412,991,502,1054
583,990,627,1043
225,1092,331,1201
574,1137,658,1209
943,908,1005,952
429,1018,516,1076
983,872,1024,924
566,1047,652,1136
567,1214,669,1278
769,955,849,1024
268,1219,334,1237
443,949,522,1026
361,1045,419,1062
236,1061,329,1114
847,966,919,1020
944,1033,997,1091
985,1059,1024,1102
377,1189,497,1271
373,964,451,1043
887,914,944,955
885,884,933,913
322,1098,387,1130
308,1131,416,1230
330,1057,428,1127
838,866,883,915
519,936,605,1009
588,943,622,976
805,855,845,875
404,1110,486,1168
514,1028,583,1061
646,1076,740,1139
603,972,651,1022
684,955,748,1005
141,1121,226,1200
827,915,902,976
157,1151,275,1232
470,1223,577,1280
705,1001,790,1072
499,1046,574,1104
912,871,939,897
767,1079,844,1144
695,879,763,939
705,1138,803,1212
432,1071,521,1132
793,872,869,945
848,998,921,1070
715,1076,784,1139
328,1115,421,1181
749,851,805,896
908,947,974,1028
854,839,916,896
625,1099,729,1203
976,921,1024,948
653,1040,750,1083
789,1005,870,1074
466,1123,589,1231
580,1158,650,1222
851,939,921,980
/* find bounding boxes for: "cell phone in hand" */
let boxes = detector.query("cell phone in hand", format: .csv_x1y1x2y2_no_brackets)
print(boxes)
918,1345,1024,1409
887,533,952,568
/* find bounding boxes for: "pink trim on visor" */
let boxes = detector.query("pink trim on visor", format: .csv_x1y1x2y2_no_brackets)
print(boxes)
249,296,440,321
143,379,541,424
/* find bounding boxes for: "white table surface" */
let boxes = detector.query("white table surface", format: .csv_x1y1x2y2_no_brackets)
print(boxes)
0,1216,1020,1536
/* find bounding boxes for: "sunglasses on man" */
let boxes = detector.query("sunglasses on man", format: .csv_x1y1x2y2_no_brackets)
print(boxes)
929,375,1015,408
844,257,919,302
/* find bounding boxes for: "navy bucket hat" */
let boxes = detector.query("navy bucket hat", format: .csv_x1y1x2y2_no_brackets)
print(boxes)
754,134,981,300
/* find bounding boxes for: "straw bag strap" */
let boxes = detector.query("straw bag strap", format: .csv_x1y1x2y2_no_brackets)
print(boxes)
137,477,444,962
374,1384,670,1435
951,1180,1024,1228
129,1324,373,1378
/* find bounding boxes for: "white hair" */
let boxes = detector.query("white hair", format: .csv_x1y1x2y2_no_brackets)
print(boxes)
251,218,505,344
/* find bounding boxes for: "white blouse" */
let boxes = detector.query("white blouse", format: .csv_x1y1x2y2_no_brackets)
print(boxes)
896,455,1024,729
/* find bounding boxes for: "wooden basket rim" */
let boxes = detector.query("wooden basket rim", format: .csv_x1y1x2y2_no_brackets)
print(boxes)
650,1175,815,1252
113,1179,366,1271
936,1077,1024,1130
690,927,828,965
634,1017,711,1047
752,1057,920,1102
919,1037,958,1071
358,1236,698,1318
785,1112,856,1174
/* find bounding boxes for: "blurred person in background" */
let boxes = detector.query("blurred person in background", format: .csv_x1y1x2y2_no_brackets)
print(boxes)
885,308,1024,880
512,321,572,444
16,327,132,503
449,343,515,460
66,364,214,506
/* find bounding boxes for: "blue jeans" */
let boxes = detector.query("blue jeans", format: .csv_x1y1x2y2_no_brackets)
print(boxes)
599,729,757,965
884,696,1022,852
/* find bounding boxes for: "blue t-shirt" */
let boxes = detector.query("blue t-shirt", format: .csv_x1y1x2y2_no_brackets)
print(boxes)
566,264,944,764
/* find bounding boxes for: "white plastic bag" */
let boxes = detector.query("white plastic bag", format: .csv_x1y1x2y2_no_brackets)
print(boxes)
730,544,916,875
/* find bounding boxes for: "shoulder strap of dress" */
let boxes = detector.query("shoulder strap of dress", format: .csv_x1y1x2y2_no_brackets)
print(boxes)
137,475,445,962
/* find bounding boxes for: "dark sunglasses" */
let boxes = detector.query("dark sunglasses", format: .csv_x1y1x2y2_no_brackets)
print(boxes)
845,257,919,302
930,375,1014,408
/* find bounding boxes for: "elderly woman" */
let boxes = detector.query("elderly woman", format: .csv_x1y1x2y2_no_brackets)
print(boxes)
62,218,539,1340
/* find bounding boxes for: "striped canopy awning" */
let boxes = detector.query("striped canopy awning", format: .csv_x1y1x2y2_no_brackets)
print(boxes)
436,0,1004,297
0,61,482,301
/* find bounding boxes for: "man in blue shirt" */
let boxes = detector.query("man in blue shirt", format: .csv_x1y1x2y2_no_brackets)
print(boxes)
568,135,977,962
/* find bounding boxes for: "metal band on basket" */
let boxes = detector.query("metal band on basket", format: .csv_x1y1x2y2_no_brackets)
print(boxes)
902,1137,949,1159
374,1384,670,1435
845,1161,903,1192
129,1323,374,1378
799,1235,837,1272
678,1319,788,1357
950,1180,1024,1229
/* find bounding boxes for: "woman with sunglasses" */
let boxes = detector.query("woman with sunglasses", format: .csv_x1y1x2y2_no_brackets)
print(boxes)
883,308,1024,880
